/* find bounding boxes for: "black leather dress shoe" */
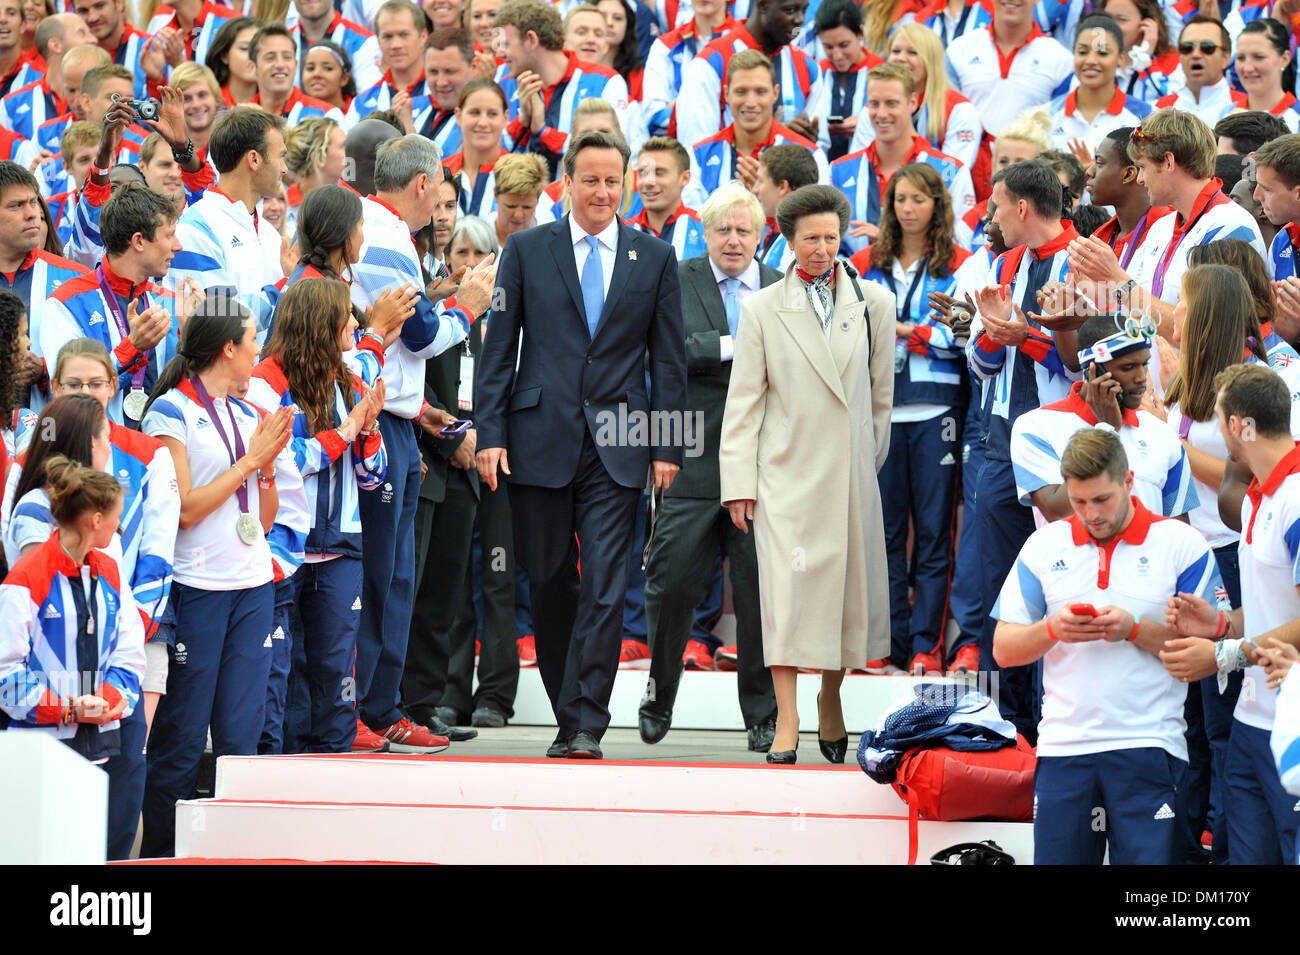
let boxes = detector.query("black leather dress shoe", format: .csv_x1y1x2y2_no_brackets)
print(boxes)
421,713,478,742
546,731,570,758
638,708,670,744
747,718,776,753
566,730,603,759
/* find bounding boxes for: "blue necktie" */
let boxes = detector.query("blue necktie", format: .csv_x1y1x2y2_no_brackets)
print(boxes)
581,234,604,338
723,277,740,338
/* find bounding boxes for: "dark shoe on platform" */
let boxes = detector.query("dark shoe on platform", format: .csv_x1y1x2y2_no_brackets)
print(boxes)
566,730,603,759
747,717,776,753
766,744,798,765
546,731,570,758
819,735,848,764
638,708,671,744
418,712,478,742
434,706,463,726
471,706,507,728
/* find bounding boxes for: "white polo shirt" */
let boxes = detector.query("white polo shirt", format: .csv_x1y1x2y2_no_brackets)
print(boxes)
1236,445,1300,732
1128,181,1266,303
944,25,1074,136
1043,87,1154,154
1011,382,1197,526
993,499,1221,759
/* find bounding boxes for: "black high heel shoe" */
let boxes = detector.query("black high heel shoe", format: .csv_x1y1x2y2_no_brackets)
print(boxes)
766,741,798,764
817,692,848,764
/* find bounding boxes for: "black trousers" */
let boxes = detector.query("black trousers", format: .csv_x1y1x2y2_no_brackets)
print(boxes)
471,480,521,717
642,495,775,728
507,432,640,740
404,468,478,721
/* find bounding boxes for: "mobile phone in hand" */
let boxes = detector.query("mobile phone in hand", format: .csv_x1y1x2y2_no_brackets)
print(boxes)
439,418,473,436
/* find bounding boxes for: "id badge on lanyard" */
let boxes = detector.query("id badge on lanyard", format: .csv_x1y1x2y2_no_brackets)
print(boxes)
458,350,474,411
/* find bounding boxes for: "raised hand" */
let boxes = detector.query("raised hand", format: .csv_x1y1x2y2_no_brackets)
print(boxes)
145,86,189,150
367,282,420,346
455,252,498,318
247,406,294,469
391,89,416,133
127,299,170,352
974,283,1013,323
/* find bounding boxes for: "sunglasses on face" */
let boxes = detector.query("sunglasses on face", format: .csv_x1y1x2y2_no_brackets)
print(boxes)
1179,40,1222,55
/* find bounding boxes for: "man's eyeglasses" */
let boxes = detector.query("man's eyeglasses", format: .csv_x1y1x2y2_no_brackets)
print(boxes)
60,378,113,393
1178,40,1222,55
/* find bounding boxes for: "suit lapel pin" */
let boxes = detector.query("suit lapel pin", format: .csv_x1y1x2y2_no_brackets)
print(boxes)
628,249,637,261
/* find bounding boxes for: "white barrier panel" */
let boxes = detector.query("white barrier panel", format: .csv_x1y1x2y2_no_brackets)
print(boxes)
0,733,107,864
175,798,1033,865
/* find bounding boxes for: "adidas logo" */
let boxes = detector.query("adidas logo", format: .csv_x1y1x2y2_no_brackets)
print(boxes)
352,597,362,610
1283,246,1293,259
842,176,856,187
1050,560,1067,572
15,102,28,114
272,626,285,640
706,155,721,166
196,417,211,429
231,236,243,248
44,604,61,619
89,311,105,326
939,452,955,466
1154,803,1175,820
263,634,273,647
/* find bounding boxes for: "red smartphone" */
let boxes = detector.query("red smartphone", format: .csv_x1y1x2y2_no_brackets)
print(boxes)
1069,603,1100,617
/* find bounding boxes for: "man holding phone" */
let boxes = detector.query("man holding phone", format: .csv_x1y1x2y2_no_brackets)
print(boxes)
1010,313,1197,525
993,427,1222,864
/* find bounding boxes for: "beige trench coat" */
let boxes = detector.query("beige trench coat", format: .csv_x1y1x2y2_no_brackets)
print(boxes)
718,261,895,670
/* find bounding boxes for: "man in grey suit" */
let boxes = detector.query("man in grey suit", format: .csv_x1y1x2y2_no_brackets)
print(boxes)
639,183,779,752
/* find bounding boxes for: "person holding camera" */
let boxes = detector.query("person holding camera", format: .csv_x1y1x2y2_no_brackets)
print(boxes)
993,427,1221,865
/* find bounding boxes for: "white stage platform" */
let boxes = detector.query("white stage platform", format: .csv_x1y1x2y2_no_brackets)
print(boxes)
173,752,1033,865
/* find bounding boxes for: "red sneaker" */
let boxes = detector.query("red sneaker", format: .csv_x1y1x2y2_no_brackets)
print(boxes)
619,638,651,669
517,634,537,667
949,645,980,675
682,639,715,670
352,720,388,753
374,717,450,754
909,650,944,677
863,659,904,675
714,644,738,671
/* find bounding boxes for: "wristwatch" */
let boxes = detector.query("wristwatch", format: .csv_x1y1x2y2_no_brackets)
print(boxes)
1115,278,1137,309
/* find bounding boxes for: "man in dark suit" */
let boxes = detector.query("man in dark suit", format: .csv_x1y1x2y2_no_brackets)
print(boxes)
639,183,779,752
476,130,688,760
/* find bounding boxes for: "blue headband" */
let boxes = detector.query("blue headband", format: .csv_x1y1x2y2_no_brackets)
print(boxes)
1078,329,1151,368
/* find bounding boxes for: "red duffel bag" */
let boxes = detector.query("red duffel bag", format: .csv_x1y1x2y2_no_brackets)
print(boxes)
891,734,1036,822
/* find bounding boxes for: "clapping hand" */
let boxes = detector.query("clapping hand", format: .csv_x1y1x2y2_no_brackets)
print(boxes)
367,282,420,347
1259,637,1300,689
127,298,170,352
455,253,498,318
391,89,416,133
248,406,294,468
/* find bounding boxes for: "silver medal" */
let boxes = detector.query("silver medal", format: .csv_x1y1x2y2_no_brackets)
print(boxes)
237,512,261,545
123,389,148,421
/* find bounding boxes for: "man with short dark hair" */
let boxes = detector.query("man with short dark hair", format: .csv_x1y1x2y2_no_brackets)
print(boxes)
494,0,629,180
0,13,94,140
630,136,706,262
969,157,1081,738
0,0,42,96
41,183,180,426
170,107,288,332
1155,15,1244,128
752,141,818,270
416,27,474,152
476,130,688,760
994,427,1221,865
1215,110,1290,157
1252,133,1300,282
347,0,431,122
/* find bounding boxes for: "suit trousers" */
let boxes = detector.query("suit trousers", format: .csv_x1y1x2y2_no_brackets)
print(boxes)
471,481,521,717
404,467,478,721
508,430,640,740
642,495,774,728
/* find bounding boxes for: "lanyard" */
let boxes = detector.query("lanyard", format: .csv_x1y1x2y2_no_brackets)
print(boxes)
96,265,148,390
189,375,250,517
66,565,99,695
941,2,976,44
1151,191,1222,298
1118,210,1150,272
881,258,928,322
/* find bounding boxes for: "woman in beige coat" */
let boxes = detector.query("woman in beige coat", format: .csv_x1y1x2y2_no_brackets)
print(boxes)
719,185,895,765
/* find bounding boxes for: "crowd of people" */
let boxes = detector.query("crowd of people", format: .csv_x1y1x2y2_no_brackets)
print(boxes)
1,0,1300,868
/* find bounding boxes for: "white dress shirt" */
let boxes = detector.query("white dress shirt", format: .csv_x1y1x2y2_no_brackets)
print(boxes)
570,213,619,301
710,256,761,361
